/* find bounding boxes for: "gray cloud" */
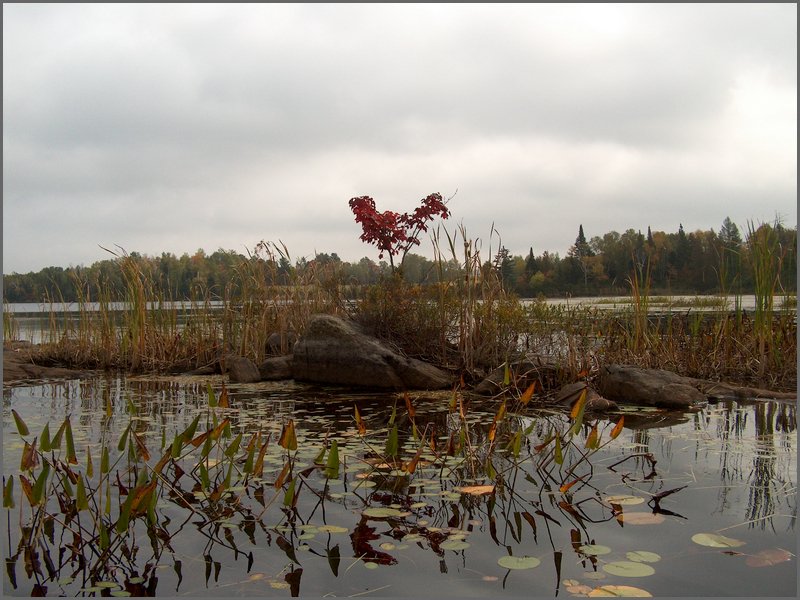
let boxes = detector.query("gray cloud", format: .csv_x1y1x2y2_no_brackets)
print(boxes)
3,3,796,274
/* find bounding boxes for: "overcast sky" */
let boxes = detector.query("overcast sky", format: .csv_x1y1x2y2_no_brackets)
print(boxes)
3,3,797,274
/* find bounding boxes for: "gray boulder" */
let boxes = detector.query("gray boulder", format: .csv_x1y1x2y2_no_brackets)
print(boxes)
292,314,452,390
259,355,294,380
554,381,618,412
267,331,297,355
598,364,707,409
226,355,262,384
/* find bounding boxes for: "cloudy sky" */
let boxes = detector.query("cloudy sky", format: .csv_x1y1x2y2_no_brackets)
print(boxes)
3,3,796,274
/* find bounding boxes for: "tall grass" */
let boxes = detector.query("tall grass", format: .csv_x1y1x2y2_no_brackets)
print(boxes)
8,233,797,392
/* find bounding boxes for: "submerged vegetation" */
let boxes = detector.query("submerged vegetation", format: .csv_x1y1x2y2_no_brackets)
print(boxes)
3,379,796,596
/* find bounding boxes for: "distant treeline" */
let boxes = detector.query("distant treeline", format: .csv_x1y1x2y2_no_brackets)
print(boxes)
3,218,796,303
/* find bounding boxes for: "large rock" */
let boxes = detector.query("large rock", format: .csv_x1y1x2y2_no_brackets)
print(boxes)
226,355,261,384
554,381,618,412
598,364,707,409
259,355,294,380
292,314,452,390
266,331,297,355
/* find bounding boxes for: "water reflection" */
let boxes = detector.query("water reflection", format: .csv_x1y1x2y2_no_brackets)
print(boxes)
2,376,796,597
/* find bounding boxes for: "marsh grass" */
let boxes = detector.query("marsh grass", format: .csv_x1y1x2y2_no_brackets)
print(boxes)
6,232,796,391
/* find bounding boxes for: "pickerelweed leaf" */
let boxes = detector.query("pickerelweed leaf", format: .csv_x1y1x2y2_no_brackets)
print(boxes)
601,561,655,577
11,410,29,437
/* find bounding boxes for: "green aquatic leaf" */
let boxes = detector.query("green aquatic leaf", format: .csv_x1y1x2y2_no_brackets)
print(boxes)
31,461,50,506
3,476,15,509
440,539,471,551
691,533,745,548
362,507,404,519
76,475,89,511
326,439,340,479
601,561,655,578
626,551,661,563
497,555,541,570
40,422,51,452
11,409,30,437
579,544,612,556
385,425,399,457
318,525,348,533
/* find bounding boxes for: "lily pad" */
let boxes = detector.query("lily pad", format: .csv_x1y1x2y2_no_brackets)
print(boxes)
364,562,379,570
626,551,661,563
602,561,655,578
455,484,495,496
318,525,349,533
580,544,613,556
616,512,665,525
745,548,792,567
604,495,645,506
362,507,405,519
497,555,541,570
691,533,745,548
588,585,653,597
440,539,471,551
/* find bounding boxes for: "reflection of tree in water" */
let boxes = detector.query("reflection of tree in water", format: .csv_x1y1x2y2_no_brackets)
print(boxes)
747,402,797,531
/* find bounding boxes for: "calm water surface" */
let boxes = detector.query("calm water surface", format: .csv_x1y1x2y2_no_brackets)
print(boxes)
2,376,796,597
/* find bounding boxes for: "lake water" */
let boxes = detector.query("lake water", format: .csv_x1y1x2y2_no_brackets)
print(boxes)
2,375,796,597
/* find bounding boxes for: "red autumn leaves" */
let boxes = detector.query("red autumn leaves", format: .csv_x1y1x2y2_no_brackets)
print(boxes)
348,193,450,269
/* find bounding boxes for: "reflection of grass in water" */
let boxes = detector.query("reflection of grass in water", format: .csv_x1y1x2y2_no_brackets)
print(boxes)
4,380,797,597
592,296,728,308
3,385,627,595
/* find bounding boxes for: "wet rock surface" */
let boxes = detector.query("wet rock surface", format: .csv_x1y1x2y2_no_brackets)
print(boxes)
291,314,452,390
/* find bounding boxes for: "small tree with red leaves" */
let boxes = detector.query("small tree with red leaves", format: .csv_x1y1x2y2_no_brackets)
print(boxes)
348,193,450,272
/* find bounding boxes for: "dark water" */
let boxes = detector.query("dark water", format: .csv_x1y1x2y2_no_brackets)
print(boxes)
2,376,796,597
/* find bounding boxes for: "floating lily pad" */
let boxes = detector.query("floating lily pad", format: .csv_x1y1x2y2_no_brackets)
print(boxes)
691,533,745,548
616,512,665,525
604,495,645,506
567,584,595,595
588,585,652,597
497,555,541,570
96,581,120,589
364,562,379,570
745,548,793,567
362,507,405,518
602,561,655,578
440,539,471,551
580,544,612,556
626,551,661,563
318,525,349,533
455,485,495,496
